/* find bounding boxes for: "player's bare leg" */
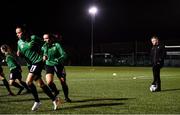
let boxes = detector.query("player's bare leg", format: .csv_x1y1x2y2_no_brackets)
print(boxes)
26,73,41,111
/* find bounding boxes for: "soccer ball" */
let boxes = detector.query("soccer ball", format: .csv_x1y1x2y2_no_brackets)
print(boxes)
112,73,117,76
149,85,157,92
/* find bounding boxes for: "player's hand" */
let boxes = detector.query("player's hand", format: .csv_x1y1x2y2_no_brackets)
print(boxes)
17,50,21,56
54,58,58,63
43,56,48,61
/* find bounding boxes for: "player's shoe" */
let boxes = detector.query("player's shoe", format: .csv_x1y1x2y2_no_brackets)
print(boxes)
156,87,161,92
65,97,72,102
31,102,41,111
8,92,15,96
53,97,63,110
17,87,24,95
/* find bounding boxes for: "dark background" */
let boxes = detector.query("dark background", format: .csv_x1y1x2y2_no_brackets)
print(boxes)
1,0,180,65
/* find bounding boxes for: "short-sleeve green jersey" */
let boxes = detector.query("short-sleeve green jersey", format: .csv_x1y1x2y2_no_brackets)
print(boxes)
17,35,43,64
5,54,20,71
42,42,67,66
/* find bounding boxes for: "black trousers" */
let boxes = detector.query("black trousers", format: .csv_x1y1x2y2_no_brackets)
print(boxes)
152,65,161,89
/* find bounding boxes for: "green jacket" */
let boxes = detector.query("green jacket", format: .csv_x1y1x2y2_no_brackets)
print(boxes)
17,35,43,64
42,42,67,66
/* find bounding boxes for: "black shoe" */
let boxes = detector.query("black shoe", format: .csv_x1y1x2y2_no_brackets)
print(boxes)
156,88,161,92
17,87,24,95
65,97,72,102
156,85,161,92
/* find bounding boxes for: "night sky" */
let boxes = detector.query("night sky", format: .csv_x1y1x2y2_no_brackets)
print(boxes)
1,0,180,57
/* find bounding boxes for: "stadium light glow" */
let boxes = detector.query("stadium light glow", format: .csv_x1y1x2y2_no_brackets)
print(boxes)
89,6,98,15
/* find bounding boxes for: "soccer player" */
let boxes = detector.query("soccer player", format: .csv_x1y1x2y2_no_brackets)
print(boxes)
42,33,71,102
150,36,165,92
16,26,60,111
0,44,30,95
0,57,15,96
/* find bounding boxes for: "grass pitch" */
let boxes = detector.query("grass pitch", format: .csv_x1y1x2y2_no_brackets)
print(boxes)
0,66,180,114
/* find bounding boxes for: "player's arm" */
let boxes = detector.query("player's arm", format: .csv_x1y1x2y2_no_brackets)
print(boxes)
54,43,67,63
158,45,165,65
17,48,24,57
17,43,21,56
41,43,48,61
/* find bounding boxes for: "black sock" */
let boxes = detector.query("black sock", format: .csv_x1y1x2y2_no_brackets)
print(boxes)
2,79,12,93
20,81,30,91
62,82,69,98
12,82,24,89
48,82,59,93
41,85,55,101
28,83,40,102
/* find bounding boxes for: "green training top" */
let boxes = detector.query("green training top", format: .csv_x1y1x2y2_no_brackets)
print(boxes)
5,54,19,71
42,42,67,66
17,35,43,64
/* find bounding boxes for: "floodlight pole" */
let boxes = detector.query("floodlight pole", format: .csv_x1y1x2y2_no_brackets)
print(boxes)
90,14,95,66
89,6,97,66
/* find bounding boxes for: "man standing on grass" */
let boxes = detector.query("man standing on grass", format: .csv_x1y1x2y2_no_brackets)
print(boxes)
150,36,166,92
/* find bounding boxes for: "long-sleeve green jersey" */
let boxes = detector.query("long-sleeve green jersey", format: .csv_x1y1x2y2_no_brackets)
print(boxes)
17,35,43,64
42,42,67,66
5,54,20,71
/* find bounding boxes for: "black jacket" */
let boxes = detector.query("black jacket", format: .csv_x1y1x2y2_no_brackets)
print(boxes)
151,44,166,66
0,57,3,73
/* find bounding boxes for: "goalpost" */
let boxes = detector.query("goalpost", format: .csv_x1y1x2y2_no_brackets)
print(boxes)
165,45,180,66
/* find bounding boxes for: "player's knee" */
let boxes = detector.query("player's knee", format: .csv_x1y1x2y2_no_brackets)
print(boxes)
26,81,33,86
60,78,67,86
60,78,65,83
38,80,46,88
9,80,13,86
45,77,53,85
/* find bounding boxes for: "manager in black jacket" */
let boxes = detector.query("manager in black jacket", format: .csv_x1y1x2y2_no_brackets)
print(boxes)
150,36,165,92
